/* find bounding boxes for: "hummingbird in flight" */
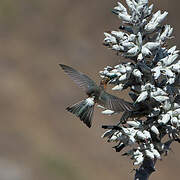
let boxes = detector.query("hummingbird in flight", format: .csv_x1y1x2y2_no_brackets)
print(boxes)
60,64,133,128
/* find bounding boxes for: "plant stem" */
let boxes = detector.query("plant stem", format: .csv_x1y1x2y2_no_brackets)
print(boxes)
134,158,156,180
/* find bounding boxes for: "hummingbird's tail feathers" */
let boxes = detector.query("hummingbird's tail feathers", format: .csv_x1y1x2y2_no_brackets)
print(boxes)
66,98,95,128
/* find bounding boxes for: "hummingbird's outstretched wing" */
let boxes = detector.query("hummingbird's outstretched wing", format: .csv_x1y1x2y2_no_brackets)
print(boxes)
60,64,97,92
98,91,133,112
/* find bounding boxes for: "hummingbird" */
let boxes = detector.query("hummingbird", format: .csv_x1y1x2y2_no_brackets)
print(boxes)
60,64,133,128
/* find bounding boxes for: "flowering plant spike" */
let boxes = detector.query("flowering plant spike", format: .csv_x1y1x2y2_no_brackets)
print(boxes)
61,0,180,179
100,0,180,179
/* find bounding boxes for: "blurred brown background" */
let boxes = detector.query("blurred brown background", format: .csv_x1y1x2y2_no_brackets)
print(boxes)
0,0,180,179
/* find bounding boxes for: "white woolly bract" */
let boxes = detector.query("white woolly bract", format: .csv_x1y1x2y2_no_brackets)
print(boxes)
127,121,141,128
150,125,160,135
112,84,124,91
136,91,148,102
102,109,115,115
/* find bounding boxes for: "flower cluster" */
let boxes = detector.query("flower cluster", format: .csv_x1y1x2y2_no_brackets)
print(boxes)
100,0,180,167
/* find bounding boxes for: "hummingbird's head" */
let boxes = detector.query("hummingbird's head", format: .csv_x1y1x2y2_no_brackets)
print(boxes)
100,77,110,89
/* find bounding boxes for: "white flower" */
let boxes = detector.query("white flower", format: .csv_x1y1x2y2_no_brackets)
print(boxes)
151,148,161,159
174,103,180,109
134,154,144,165
111,69,119,73
151,88,167,96
127,46,139,56
171,117,178,125
122,41,136,49
128,34,136,41
150,125,160,135
112,44,123,51
171,62,180,73
160,25,173,41
118,13,132,23
126,0,135,12
125,64,133,72
111,31,125,39
104,33,117,44
156,11,168,24
167,77,175,84
136,130,147,140
119,74,127,81
152,95,169,102
161,54,179,66
147,4,154,15
142,46,152,56
173,108,180,116
129,135,136,144
132,69,142,79
168,46,177,54
101,129,113,138
158,113,171,124
136,91,148,102
114,2,127,15
118,64,127,73
148,108,160,117
163,100,171,111
145,149,155,159
112,84,124,91
102,109,115,115
137,32,143,46
152,66,162,79
137,53,143,60
145,22,159,32
144,42,160,51
127,121,141,128
143,130,151,139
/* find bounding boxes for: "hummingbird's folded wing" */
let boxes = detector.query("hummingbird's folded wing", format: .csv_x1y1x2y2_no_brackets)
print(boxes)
98,91,133,112
59,64,97,92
